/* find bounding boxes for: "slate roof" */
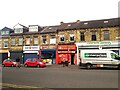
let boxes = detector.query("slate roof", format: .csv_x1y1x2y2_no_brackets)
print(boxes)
1,27,13,32
57,18,120,30
0,27,14,36
40,25,59,34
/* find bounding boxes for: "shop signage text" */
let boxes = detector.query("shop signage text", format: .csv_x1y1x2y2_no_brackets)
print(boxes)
58,45,76,50
23,46,39,51
58,51,75,53
87,41,111,45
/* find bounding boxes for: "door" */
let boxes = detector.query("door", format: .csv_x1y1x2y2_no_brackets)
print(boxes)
71,54,74,65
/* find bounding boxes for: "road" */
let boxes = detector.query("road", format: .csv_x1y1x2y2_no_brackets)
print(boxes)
2,65,119,89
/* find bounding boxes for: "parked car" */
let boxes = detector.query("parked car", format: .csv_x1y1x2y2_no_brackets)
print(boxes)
24,58,46,68
2,59,17,67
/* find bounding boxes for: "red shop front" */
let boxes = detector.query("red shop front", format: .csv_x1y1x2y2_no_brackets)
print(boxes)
56,44,77,65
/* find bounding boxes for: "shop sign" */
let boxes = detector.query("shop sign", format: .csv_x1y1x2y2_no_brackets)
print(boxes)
58,45,76,50
87,41,111,45
0,50,9,53
23,46,39,51
41,45,56,49
58,51,75,53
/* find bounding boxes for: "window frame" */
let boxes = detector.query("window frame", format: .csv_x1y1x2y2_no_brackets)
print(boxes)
80,32,85,41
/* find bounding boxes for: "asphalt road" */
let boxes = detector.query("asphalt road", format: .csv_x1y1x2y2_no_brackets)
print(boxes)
2,65,119,89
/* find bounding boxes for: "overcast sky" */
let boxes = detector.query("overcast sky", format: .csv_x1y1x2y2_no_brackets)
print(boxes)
0,0,119,29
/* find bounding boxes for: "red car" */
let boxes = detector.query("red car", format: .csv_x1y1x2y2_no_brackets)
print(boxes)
2,59,17,67
24,58,46,68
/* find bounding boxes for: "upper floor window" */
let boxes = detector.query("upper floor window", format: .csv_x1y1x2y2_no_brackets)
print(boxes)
26,37,30,45
91,31,97,41
0,39,2,48
1,31,9,35
50,35,56,44
11,38,15,46
104,30,110,40
80,32,85,41
60,34,64,42
42,36,47,44
18,37,23,45
14,28,23,33
70,34,74,42
4,39,8,48
34,36,38,45
29,26,38,32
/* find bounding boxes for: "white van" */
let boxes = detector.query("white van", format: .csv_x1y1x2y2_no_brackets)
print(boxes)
79,50,120,69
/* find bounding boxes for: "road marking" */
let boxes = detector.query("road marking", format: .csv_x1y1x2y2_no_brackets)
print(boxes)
1,83,41,88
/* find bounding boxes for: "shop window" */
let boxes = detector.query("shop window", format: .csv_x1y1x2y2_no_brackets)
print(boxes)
18,37,23,45
60,34,64,42
11,38,15,46
91,31,97,41
4,39,8,48
26,37,30,45
80,32,85,41
41,52,54,59
34,36,38,45
70,34,74,42
50,35,56,44
42,36,47,44
104,30,110,40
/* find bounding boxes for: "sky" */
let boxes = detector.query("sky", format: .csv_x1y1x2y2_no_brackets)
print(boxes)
0,0,119,29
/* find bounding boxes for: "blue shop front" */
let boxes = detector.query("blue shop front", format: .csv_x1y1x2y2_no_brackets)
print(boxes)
40,45,56,64
23,46,39,63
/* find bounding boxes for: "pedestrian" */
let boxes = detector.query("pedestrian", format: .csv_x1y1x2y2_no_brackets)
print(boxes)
16,57,21,68
62,58,65,67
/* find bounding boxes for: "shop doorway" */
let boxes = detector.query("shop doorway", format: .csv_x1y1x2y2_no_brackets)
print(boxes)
71,54,74,65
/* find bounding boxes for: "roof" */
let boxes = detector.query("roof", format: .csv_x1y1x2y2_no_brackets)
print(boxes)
1,27,13,31
40,25,59,34
57,18,120,30
13,23,28,30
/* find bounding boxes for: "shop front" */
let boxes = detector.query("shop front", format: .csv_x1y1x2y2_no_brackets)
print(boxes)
10,50,23,64
40,45,56,64
76,40,120,65
0,49,9,63
56,44,77,65
23,46,39,63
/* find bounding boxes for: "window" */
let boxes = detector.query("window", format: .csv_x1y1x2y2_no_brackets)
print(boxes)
4,39,8,48
34,36,38,45
15,28,23,33
29,26,38,32
42,36,47,44
80,32,85,41
18,37,23,45
91,31,97,41
111,53,119,60
104,30,109,40
50,35,56,44
1,31,9,35
11,38,15,46
60,34,64,42
70,34,74,41
0,40,1,47
26,37,30,45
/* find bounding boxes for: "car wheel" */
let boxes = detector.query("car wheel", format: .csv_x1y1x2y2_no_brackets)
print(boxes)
37,64,40,68
24,64,28,67
118,65,120,70
11,64,14,67
86,64,92,69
